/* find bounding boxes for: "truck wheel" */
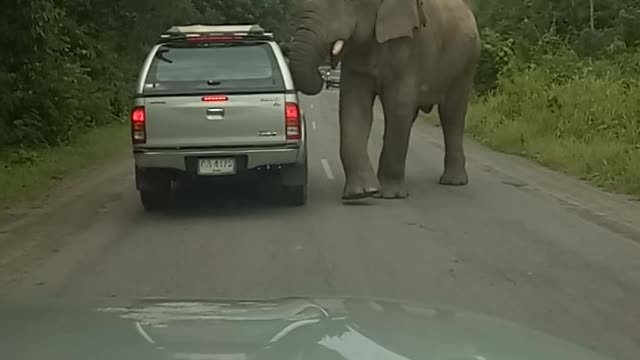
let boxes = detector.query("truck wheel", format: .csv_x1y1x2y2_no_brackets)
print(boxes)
282,184,307,206
278,160,308,206
140,190,171,212
136,167,172,211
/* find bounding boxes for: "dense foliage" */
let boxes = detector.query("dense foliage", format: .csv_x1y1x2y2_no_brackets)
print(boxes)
475,0,640,94
471,0,640,195
0,0,299,152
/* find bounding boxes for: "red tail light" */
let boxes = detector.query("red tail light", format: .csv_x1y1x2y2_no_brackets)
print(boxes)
131,106,146,144
285,103,301,141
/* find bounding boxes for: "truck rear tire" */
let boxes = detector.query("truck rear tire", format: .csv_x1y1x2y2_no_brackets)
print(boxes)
278,152,308,206
140,190,171,212
282,184,307,206
136,167,172,211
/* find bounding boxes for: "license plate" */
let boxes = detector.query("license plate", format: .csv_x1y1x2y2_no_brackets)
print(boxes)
197,158,236,175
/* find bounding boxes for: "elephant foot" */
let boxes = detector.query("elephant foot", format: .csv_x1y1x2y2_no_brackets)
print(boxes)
342,174,380,200
439,168,469,186
374,178,409,199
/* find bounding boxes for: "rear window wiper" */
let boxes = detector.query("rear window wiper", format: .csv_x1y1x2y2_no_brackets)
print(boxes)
155,48,173,64
207,79,222,86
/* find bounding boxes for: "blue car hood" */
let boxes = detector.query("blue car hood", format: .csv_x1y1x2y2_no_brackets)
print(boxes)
0,297,612,360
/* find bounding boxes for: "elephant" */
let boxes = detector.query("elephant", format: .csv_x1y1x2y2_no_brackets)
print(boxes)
288,0,481,200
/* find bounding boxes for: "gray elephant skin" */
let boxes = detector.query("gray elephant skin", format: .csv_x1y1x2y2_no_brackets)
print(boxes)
289,0,481,200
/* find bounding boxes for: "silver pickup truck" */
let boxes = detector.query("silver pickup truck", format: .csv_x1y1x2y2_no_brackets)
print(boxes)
130,25,308,211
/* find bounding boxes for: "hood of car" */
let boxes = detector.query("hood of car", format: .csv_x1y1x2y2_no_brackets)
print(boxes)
0,297,611,360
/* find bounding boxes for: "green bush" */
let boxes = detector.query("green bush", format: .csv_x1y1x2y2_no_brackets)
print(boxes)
475,28,515,95
468,53,640,195
467,0,640,196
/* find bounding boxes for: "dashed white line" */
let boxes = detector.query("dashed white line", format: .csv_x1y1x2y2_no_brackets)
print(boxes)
312,121,317,130
321,159,335,180
135,322,156,344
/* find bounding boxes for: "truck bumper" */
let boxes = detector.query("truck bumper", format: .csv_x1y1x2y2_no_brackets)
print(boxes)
133,146,303,172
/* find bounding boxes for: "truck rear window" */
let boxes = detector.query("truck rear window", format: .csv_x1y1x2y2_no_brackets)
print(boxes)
143,42,285,95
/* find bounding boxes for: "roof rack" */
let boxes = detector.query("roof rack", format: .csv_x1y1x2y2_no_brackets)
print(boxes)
159,24,274,42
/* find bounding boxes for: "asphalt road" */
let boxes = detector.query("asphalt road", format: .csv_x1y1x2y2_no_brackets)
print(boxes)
1,91,640,360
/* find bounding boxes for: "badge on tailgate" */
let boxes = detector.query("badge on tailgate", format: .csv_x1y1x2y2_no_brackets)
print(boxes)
260,97,281,106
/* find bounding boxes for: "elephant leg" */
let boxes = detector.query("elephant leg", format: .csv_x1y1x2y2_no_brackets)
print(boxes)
375,93,418,199
339,70,380,200
438,78,473,186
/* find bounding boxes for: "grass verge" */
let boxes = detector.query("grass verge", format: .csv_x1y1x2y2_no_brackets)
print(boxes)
0,123,130,212
466,65,640,198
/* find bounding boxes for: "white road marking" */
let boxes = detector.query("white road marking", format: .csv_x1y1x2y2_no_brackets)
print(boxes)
312,121,317,130
321,159,335,180
135,322,156,344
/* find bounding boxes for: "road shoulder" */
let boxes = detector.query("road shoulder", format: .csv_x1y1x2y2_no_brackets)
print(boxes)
0,124,130,225
0,125,134,292
414,115,640,245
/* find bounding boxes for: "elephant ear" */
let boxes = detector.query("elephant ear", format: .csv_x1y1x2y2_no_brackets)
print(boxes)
375,0,422,43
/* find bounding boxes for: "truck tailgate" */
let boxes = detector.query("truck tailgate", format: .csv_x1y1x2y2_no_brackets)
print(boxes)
144,94,287,148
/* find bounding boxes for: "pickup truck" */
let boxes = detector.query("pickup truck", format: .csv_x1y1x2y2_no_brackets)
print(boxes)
131,25,308,211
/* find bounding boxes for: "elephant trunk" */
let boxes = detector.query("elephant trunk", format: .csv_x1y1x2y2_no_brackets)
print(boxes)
289,17,326,95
